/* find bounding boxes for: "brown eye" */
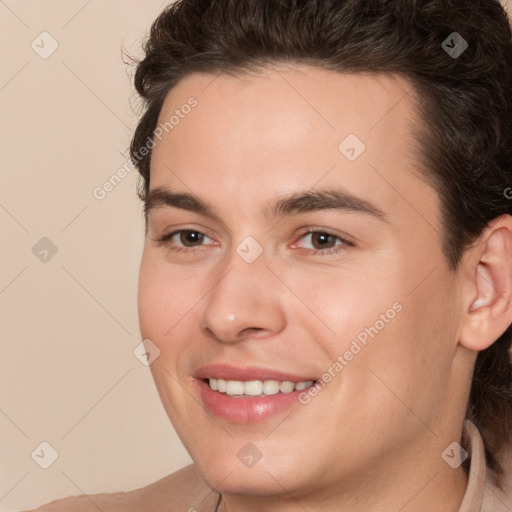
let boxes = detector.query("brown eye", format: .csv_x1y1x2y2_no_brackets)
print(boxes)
294,230,354,255
179,230,205,247
309,232,338,250
155,229,214,253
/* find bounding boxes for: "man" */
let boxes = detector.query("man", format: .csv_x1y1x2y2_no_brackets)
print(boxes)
27,0,512,510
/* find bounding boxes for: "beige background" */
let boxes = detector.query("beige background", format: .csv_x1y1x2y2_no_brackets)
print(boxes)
1,0,511,510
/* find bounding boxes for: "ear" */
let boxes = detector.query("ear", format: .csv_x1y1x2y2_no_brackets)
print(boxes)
459,215,512,352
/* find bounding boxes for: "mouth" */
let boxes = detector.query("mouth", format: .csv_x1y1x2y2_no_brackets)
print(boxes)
194,365,320,423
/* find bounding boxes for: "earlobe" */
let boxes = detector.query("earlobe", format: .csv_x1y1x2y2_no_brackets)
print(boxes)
459,220,512,352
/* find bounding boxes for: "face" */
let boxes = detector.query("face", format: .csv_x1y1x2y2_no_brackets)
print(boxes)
137,65,465,498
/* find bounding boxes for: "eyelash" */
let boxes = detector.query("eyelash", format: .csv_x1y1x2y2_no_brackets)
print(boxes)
154,228,354,256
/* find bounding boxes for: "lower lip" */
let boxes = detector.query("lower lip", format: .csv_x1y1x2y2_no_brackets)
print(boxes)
197,379,307,423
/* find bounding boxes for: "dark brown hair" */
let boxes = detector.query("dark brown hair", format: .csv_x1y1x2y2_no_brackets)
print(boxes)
128,0,512,485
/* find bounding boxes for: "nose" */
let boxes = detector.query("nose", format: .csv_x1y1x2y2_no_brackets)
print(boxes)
198,251,286,344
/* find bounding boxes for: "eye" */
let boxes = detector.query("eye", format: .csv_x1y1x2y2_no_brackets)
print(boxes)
154,229,216,253
293,229,353,255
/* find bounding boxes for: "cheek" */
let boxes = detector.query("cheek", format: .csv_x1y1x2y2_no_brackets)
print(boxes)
285,262,397,352
290,256,453,412
351,272,459,424
137,251,196,341
137,253,166,340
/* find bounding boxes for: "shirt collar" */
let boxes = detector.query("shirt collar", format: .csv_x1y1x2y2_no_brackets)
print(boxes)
458,419,511,512
458,420,486,512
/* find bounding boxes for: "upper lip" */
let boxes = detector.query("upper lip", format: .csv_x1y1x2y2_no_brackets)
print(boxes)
195,364,318,383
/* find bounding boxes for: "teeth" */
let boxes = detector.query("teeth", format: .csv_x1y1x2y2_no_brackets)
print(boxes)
244,380,263,396
262,380,280,395
225,380,244,395
207,378,315,396
279,381,295,393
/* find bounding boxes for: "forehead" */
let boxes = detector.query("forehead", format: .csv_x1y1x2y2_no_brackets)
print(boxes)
155,65,418,150
148,65,438,232
151,64,421,174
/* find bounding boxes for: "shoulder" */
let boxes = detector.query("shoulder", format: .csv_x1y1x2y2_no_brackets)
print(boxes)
21,464,220,512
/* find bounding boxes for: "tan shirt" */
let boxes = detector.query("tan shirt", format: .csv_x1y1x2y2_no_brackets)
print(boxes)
24,420,512,512
460,420,511,512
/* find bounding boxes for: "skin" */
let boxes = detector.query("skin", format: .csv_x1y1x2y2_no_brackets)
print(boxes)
137,64,512,512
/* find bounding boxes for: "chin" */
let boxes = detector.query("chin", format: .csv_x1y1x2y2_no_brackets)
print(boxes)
200,462,293,496
191,444,308,497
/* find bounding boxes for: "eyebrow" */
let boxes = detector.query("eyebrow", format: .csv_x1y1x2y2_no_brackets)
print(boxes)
144,186,389,223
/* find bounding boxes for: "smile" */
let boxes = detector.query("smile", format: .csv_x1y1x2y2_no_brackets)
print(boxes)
206,378,316,396
194,364,321,423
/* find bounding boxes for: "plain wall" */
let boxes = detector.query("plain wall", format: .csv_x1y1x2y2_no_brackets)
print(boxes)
0,1,193,510
1,0,511,510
